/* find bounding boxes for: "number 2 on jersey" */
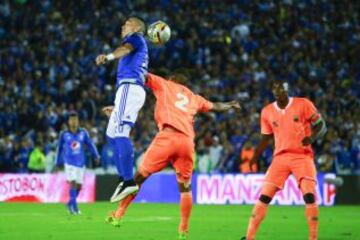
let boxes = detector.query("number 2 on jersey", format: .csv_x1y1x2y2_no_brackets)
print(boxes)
175,93,189,111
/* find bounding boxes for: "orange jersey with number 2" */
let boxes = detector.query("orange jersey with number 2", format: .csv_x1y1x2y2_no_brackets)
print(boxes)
146,73,213,139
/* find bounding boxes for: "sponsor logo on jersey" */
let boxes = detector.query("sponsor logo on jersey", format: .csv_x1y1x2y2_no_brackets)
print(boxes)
272,121,279,127
71,141,81,150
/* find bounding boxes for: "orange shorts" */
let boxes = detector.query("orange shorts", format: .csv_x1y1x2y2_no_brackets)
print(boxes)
139,130,195,183
264,153,317,189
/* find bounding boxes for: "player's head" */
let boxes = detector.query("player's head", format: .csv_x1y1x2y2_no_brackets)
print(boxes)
68,111,79,130
122,17,146,38
271,79,289,102
168,68,189,84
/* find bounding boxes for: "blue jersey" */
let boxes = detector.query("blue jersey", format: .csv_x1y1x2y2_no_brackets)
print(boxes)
56,128,100,167
116,33,148,87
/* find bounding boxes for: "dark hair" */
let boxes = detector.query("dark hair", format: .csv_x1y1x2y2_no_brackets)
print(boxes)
169,68,190,82
272,79,289,91
68,111,78,118
272,79,286,86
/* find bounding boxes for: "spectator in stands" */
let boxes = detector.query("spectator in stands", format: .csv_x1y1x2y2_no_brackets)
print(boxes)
195,140,211,174
317,143,335,173
335,140,355,175
45,143,57,173
28,139,46,173
14,138,32,173
0,0,359,175
100,141,117,174
239,141,257,173
209,136,223,172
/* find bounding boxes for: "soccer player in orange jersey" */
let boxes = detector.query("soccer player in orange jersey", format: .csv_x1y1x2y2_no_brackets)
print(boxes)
103,70,240,239
241,80,327,240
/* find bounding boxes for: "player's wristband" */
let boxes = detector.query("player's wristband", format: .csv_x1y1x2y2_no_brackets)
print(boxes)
106,53,115,61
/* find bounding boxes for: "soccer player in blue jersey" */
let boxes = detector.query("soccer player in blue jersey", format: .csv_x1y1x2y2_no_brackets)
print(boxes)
56,112,100,214
96,17,148,202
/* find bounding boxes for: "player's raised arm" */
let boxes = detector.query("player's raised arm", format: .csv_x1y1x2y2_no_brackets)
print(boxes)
96,43,134,65
211,100,241,112
195,93,241,112
96,17,146,65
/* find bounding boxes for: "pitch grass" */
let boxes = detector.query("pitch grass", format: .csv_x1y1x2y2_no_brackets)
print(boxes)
0,203,359,240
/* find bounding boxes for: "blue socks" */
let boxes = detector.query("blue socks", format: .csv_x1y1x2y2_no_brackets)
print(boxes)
114,137,134,181
107,136,124,177
69,187,78,212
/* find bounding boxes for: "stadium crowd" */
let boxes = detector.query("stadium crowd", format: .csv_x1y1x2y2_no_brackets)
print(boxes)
0,0,359,174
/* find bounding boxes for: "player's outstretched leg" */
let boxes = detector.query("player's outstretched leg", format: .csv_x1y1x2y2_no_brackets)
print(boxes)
243,184,277,240
106,172,148,227
300,179,318,240
177,182,193,240
110,176,125,202
111,135,138,202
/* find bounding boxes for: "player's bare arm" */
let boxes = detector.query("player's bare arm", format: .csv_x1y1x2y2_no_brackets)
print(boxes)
96,43,134,65
211,100,241,112
250,134,273,170
302,116,327,146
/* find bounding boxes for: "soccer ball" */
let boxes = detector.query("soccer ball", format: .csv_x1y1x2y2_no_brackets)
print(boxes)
147,21,171,44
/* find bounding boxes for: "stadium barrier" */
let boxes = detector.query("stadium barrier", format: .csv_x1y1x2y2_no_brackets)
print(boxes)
2,173,357,205
335,175,360,204
96,173,344,206
0,173,95,202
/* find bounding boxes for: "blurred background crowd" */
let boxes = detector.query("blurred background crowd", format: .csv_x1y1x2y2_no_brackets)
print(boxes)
0,0,359,175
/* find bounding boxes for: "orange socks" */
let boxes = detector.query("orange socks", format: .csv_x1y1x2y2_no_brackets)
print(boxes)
246,201,269,240
178,192,193,234
305,204,319,240
114,194,136,218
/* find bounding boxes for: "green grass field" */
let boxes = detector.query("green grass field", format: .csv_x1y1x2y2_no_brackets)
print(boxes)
0,203,359,240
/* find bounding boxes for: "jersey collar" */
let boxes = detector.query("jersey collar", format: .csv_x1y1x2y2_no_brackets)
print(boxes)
273,97,293,113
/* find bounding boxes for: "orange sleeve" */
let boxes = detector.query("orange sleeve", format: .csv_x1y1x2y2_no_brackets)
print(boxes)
260,108,273,135
146,73,165,92
196,94,213,112
303,98,321,124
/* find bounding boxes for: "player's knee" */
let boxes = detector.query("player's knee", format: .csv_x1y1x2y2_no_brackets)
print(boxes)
259,194,272,204
178,182,191,192
303,193,315,204
300,179,316,194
